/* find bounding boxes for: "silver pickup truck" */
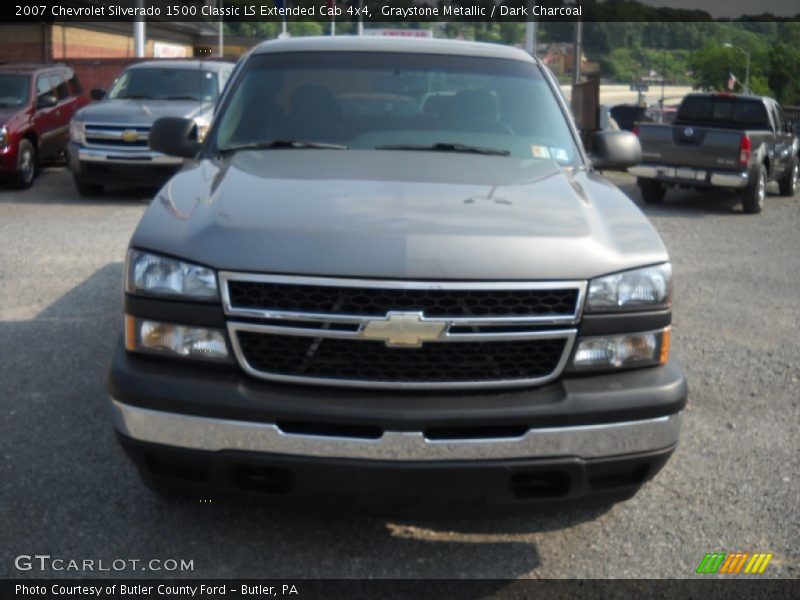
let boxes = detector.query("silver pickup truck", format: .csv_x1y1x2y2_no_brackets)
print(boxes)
67,60,232,196
631,93,799,213
108,37,686,510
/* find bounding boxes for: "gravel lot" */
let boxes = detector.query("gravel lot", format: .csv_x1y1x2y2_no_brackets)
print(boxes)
1,166,797,579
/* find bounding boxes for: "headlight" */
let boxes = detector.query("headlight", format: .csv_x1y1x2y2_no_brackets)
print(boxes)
70,120,85,145
125,316,230,361
586,263,671,312
570,327,670,372
125,249,218,301
0,126,8,147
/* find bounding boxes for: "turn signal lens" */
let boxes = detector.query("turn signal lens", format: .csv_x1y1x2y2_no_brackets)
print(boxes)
570,327,670,372
124,315,230,362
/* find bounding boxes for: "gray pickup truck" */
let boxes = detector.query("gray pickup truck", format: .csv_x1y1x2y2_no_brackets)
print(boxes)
108,37,686,509
67,60,232,196
631,93,799,213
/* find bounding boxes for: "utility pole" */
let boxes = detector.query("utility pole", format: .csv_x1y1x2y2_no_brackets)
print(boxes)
524,1,535,56
661,48,666,109
358,0,364,36
133,0,146,57
218,0,224,57
572,18,582,87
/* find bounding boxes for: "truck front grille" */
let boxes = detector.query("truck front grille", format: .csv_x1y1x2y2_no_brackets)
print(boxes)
236,332,567,385
220,272,585,390
85,124,151,148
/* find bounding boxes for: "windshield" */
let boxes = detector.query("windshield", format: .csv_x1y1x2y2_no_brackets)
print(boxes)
107,67,218,102
209,52,580,164
0,74,30,108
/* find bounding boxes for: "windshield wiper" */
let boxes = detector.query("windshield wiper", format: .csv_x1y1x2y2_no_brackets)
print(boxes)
375,142,510,156
162,95,200,101
217,140,349,155
117,94,152,100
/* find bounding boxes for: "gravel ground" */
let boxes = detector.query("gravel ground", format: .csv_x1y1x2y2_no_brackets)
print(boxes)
1,167,797,579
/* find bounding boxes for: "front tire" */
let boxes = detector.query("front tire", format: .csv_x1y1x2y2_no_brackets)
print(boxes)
742,165,766,214
777,158,798,197
9,139,36,189
638,179,667,204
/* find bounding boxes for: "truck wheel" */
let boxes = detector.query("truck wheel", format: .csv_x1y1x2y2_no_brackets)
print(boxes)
638,179,666,204
777,158,798,197
9,139,36,189
74,177,104,197
742,165,766,214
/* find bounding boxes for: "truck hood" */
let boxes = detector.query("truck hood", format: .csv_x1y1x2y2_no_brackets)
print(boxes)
132,150,668,280
75,99,211,125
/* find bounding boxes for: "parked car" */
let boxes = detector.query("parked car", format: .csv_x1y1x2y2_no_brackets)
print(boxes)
631,93,799,213
109,37,686,509
0,64,88,189
67,60,233,196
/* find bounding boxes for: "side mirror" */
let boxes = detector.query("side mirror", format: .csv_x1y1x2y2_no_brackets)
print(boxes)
37,94,58,109
149,117,201,159
90,88,106,101
590,130,642,171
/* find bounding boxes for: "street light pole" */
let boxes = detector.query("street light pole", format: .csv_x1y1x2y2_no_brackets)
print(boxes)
723,43,751,95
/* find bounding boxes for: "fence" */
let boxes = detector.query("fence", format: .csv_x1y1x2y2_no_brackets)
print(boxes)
784,106,800,126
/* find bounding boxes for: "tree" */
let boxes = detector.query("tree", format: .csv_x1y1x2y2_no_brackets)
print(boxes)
768,43,800,104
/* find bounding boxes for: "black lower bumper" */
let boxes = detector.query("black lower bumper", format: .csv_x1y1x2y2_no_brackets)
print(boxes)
109,341,686,508
118,432,676,510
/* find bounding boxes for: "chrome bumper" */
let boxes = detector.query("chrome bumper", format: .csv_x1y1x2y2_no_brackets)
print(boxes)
110,398,682,462
77,146,183,166
629,164,750,189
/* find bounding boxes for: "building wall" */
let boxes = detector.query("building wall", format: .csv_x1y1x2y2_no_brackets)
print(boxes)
50,25,192,59
0,24,45,63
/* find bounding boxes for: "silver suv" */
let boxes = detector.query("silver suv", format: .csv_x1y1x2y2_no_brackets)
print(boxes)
67,60,232,196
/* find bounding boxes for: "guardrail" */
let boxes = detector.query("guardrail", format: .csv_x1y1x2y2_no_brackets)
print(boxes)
784,105,800,126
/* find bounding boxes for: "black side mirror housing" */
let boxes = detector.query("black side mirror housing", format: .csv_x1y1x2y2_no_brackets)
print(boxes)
149,117,201,159
590,130,642,171
90,88,106,101
37,94,58,109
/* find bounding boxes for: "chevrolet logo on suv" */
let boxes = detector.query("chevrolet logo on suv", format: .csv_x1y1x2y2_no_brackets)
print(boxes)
359,312,447,347
120,129,140,143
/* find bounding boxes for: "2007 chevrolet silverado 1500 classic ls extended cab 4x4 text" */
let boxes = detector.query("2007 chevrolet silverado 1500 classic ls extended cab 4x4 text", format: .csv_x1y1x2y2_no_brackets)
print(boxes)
108,37,687,509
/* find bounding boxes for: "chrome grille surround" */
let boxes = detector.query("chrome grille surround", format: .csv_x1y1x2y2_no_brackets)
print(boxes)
84,122,151,148
220,272,586,390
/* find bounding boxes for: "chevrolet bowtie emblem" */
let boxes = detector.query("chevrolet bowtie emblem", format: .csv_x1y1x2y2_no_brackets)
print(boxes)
120,129,139,142
360,312,447,348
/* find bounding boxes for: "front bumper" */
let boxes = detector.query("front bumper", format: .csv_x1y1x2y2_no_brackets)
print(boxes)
629,164,750,189
66,142,183,184
109,341,686,505
0,141,19,175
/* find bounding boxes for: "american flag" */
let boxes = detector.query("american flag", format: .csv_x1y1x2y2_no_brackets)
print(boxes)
727,72,738,91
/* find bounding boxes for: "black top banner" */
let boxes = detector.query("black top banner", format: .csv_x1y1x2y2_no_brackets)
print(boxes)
3,0,800,24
